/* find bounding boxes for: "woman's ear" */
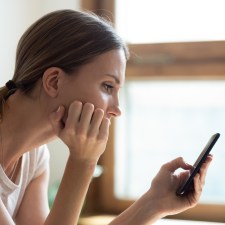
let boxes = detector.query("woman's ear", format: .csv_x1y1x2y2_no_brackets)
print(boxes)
42,67,64,98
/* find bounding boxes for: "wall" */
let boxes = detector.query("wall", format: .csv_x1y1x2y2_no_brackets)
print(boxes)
0,0,80,187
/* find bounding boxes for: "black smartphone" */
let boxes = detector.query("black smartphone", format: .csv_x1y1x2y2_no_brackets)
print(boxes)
176,133,220,196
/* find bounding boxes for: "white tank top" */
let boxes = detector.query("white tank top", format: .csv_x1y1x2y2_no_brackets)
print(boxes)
0,145,49,218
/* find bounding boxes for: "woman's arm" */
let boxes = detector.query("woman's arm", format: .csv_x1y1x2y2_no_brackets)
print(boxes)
108,156,212,225
0,199,16,225
10,101,108,225
44,101,110,225
15,169,50,225
14,157,96,225
45,158,95,225
13,100,212,225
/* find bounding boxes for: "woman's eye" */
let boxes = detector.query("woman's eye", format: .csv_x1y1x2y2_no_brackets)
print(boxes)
103,83,114,93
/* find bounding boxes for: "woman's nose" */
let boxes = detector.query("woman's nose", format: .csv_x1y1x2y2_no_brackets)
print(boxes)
107,95,122,117
108,104,122,117
113,105,122,117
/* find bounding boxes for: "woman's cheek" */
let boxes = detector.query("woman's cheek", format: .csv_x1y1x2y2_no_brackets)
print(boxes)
82,91,108,108
95,93,109,110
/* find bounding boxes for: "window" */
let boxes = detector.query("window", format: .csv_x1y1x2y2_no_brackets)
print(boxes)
81,0,225,222
116,0,225,44
115,80,225,203
99,44,225,223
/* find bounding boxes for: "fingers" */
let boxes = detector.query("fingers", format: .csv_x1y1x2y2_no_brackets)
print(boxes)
64,101,109,139
190,156,213,202
88,108,110,140
179,170,191,184
193,173,201,197
49,101,109,139
88,108,104,135
65,101,83,132
79,103,95,134
49,105,66,135
198,155,213,187
98,118,110,140
52,101,110,162
162,157,192,172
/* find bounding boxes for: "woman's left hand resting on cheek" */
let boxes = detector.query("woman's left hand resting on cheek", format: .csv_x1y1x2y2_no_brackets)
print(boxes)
109,156,212,225
50,102,110,164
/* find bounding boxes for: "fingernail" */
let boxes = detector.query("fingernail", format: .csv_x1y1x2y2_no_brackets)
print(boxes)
107,118,111,126
185,162,192,167
56,106,60,112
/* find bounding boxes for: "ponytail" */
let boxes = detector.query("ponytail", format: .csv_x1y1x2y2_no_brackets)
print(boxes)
0,85,8,122
0,80,18,122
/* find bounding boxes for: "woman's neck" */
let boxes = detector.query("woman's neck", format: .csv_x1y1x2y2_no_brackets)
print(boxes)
0,89,55,172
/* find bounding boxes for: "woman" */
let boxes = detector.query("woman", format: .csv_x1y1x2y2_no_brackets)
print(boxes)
0,9,212,225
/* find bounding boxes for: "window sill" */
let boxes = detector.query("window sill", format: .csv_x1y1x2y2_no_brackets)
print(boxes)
78,215,222,225
78,215,114,225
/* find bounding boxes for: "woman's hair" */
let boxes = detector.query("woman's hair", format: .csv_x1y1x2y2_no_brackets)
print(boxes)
0,9,129,121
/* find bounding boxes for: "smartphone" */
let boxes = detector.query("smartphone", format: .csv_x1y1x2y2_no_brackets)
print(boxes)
176,133,220,196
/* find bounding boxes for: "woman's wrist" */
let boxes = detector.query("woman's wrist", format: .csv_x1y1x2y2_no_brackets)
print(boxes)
137,192,166,222
110,192,164,225
66,154,99,180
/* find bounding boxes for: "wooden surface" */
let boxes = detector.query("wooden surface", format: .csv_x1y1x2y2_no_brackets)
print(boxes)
78,215,223,225
78,215,114,225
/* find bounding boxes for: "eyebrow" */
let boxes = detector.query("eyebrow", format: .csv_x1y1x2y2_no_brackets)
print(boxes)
105,74,120,85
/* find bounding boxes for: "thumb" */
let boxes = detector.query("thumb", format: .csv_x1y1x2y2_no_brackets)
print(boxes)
163,157,192,173
179,170,191,183
49,105,66,135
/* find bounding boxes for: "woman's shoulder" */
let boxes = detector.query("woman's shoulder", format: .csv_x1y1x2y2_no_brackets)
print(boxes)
28,145,50,179
29,144,50,159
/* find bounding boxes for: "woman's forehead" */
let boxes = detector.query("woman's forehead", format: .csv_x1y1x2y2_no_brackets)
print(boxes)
75,49,126,80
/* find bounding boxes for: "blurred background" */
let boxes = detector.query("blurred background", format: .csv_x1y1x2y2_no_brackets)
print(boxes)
1,0,225,224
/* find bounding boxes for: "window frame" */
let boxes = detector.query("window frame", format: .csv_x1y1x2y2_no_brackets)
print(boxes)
81,1,225,222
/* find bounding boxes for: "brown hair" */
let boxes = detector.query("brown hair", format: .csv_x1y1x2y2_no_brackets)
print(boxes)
0,9,129,121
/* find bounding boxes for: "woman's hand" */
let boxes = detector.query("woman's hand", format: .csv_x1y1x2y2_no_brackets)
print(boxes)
145,156,213,217
109,157,213,225
50,101,110,164
48,101,110,225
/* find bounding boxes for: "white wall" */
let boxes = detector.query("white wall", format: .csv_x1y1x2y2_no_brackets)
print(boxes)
0,0,80,187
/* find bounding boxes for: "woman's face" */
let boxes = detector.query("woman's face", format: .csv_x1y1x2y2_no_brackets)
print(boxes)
60,49,126,120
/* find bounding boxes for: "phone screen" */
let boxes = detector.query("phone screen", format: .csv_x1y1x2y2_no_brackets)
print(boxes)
176,133,220,196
